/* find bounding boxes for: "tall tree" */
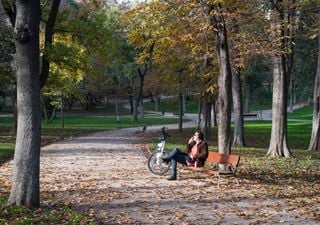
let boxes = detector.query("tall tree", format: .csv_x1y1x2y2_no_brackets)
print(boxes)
5,0,42,207
230,19,245,146
308,15,320,151
209,3,233,154
267,0,294,157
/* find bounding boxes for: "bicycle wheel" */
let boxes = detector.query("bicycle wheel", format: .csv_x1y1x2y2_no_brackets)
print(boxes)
147,150,171,176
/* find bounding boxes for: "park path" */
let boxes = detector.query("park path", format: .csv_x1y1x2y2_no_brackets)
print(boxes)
0,123,319,224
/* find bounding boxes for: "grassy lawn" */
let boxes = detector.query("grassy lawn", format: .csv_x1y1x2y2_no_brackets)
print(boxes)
288,105,313,120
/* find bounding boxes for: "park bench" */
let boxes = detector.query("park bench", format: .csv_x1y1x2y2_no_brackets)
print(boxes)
186,151,240,188
173,112,185,117
243,112,259,120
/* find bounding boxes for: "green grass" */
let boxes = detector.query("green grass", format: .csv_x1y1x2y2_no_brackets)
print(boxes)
288,105,313,120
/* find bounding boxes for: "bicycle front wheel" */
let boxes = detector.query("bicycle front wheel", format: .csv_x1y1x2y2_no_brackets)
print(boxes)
147,150,171,176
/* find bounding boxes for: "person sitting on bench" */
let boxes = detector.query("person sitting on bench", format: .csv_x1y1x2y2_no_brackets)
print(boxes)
161,131,208,180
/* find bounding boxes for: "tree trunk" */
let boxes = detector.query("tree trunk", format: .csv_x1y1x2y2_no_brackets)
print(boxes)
8,0,41,207
126,84,134,114
267,0,292,157
39,0,61,89
178,92,183,133
308,25,320,151
201,99,212,140
232,68,245,146
139,96,144,118
115,94,121,128
182,93,186,113
41,94,48,123
197,95,202,130
132,68,145,122
212,100,217,127
60,96,64,128
286,0,296,113
155,92,160,111
289,74,294,113
210,4,232,154
231,18,245,146
244,77,251,113
12,85,17,134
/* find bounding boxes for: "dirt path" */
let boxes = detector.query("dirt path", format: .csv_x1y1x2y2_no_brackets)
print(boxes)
1,126,319,225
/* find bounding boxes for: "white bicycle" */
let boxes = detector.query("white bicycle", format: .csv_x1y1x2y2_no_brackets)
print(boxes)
147,127,172,175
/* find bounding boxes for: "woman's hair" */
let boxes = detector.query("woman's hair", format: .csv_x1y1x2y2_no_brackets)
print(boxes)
196,131,204,141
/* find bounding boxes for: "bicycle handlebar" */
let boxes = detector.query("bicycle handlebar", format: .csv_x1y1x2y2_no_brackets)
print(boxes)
160,127,170,140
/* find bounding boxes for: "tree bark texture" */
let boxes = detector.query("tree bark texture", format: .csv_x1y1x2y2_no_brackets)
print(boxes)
212,100,217,127
8,0,41,207
201,99,212,140
231,18,245,146
139,96,144,118
197,95,202,130
267,0,292,157
232,68,245,146
132,67,145,122
308,25,320,151
210,4,232,154
244,77,251,113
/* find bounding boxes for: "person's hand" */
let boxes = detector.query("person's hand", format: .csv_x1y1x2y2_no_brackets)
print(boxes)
188,136,194,144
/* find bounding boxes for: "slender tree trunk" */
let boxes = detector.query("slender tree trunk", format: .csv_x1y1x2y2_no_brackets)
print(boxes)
287,0,296,113
230,18,245,146
128,95,133,115
182,93,186,113
232,68,245,146
212,100,217,127
210,4,232,154
140,96,144,118
115,94,120,128
178,92,183,133
8,0,41,207
197,95,203,130
41,94,48,123
132,44,153,122
39,0,61,89
308,25,320,151
12,85,17,134
155,92,160,111
244,77,251,113
289,74,294,112
267,0,292,157
49,107,57,123
60,96,64,128
201,99,212,140
132,68,145,122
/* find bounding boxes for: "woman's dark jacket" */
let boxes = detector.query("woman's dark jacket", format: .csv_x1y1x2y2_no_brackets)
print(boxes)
186,141,209,165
